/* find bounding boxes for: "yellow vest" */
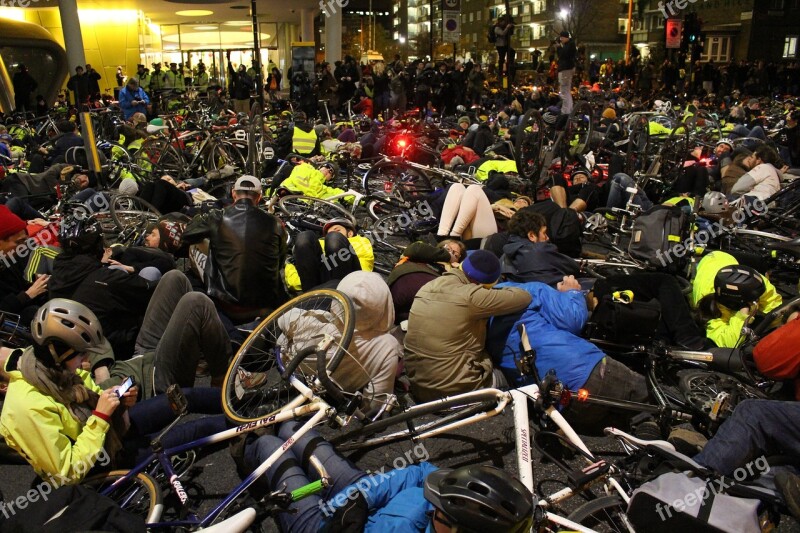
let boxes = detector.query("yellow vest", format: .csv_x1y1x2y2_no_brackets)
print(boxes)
476,160,518,181
285,235,374,292
292,127,318,155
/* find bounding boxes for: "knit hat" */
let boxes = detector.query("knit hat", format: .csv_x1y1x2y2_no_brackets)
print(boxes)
461,250,502,285
458,116,470,125
602,107,617,120
131,112,147,125
118,178,139,196
157,220,185,254
0,205,26,240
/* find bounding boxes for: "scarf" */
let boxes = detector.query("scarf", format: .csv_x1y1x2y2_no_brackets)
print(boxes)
19,350,125,463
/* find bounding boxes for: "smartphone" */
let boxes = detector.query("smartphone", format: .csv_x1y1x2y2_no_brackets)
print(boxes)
116,376,135,398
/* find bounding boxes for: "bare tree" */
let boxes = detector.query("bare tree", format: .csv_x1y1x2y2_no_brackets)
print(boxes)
557,0,594,43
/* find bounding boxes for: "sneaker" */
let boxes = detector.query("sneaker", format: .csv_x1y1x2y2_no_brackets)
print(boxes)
668,427,708,456
234,368,268,400
776,471,800,520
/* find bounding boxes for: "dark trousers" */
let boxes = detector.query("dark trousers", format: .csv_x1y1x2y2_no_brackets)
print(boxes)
563,357,649,435
126,387,227,465
594,273,707,350
0,196,42,220
694,400,800,476
243,421,365,533
293,231,361,292
134,270,231,393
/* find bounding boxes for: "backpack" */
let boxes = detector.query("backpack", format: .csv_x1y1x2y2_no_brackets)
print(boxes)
488,24,498,44
628,205,690,273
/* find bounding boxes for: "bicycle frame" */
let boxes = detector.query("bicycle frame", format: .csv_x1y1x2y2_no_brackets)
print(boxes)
101,373,336,529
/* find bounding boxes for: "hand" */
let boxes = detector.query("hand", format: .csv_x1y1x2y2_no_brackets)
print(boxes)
95,388,121,417
557,275,581,292
739,306,753,315
107,259,134,273
120,385,139,408
28,218,49,227
25,275,49,299
101,247,113,263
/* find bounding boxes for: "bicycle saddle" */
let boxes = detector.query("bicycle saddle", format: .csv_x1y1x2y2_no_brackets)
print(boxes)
766,236,800,259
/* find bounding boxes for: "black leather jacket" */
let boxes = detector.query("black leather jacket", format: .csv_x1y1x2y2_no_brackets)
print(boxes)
183,199,288,309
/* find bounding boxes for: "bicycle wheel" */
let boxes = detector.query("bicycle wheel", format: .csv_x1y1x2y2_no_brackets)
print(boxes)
83,470,163,524
331,393,501,451
660,122,692,183
109,194,162,232
362,161,433,212
566,495,631,532
222,289,356,424
562,101,594,160
278,195,356,233
626,114,650,175
677,369,766,418
134,138,185,179
515,109,545,182
204,140,246,174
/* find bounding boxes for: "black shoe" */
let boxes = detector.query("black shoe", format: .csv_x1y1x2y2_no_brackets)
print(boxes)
776,471,800,520
668,427,708,456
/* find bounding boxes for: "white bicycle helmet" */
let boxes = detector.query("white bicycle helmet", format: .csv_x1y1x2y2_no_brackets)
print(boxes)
31,299,104,364
702,191,729,214
653,99,671,114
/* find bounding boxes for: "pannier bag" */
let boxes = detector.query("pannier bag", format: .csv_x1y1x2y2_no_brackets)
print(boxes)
626,471,761,533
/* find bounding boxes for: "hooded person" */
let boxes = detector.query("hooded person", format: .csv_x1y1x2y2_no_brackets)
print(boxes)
336,271,402,401
274,272,400,404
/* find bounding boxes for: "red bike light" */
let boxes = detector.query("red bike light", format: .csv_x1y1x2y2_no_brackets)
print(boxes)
577,389,590,402
559,388,572,407
397,138,408,149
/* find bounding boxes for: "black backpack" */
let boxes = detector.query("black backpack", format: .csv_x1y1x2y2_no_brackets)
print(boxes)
628,204,690,273
488,24,498,44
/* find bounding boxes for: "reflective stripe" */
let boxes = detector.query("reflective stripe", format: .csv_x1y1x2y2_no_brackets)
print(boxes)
292,127,317,154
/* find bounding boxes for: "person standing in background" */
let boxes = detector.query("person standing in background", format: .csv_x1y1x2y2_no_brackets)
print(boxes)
85,64,102,100
12,64,37,113
494,14,515,80
556,31,577,114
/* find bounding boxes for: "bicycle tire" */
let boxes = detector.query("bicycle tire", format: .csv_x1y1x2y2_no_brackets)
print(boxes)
331,394,501,451
515,109,545,182
109,194,162,232
205,140,246,174
561,101,594,160
626,114,650,175
566,495,631,532
83,470,163,524
277,195,357,232
222,289,355,424
361,161,433,208
134,138,185,179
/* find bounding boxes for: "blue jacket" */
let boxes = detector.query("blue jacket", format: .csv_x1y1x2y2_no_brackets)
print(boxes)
327,462,438,533
118,86,150,119
486,281,604,390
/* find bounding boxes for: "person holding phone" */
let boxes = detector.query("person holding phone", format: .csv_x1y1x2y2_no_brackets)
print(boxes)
118,78,150,120
0,299,226,483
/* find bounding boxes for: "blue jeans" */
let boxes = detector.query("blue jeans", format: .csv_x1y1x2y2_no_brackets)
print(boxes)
694,400,800,476
243,422,365,533
731,125,766,146
606,173,652,211
126,387,227,465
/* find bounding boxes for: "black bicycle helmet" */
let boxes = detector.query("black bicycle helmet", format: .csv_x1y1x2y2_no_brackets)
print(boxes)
59,212,104,256
714,265,766,309
424,465,533,533
31,298,104,365
323,217,356,235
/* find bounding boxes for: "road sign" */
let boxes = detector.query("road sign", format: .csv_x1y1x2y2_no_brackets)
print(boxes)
443,10,460,43
666,19,682,49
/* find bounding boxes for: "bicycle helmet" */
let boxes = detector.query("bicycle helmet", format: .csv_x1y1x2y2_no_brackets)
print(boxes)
320,161,339,175
653,99,671,114
59,213,104,256
702,191,728,214
31,299,104,365
323,218,356,235
424,465,533,533
714,265,766,310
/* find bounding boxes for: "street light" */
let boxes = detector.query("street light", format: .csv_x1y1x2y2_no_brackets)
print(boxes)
558,8,569,19
399,36,406,43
